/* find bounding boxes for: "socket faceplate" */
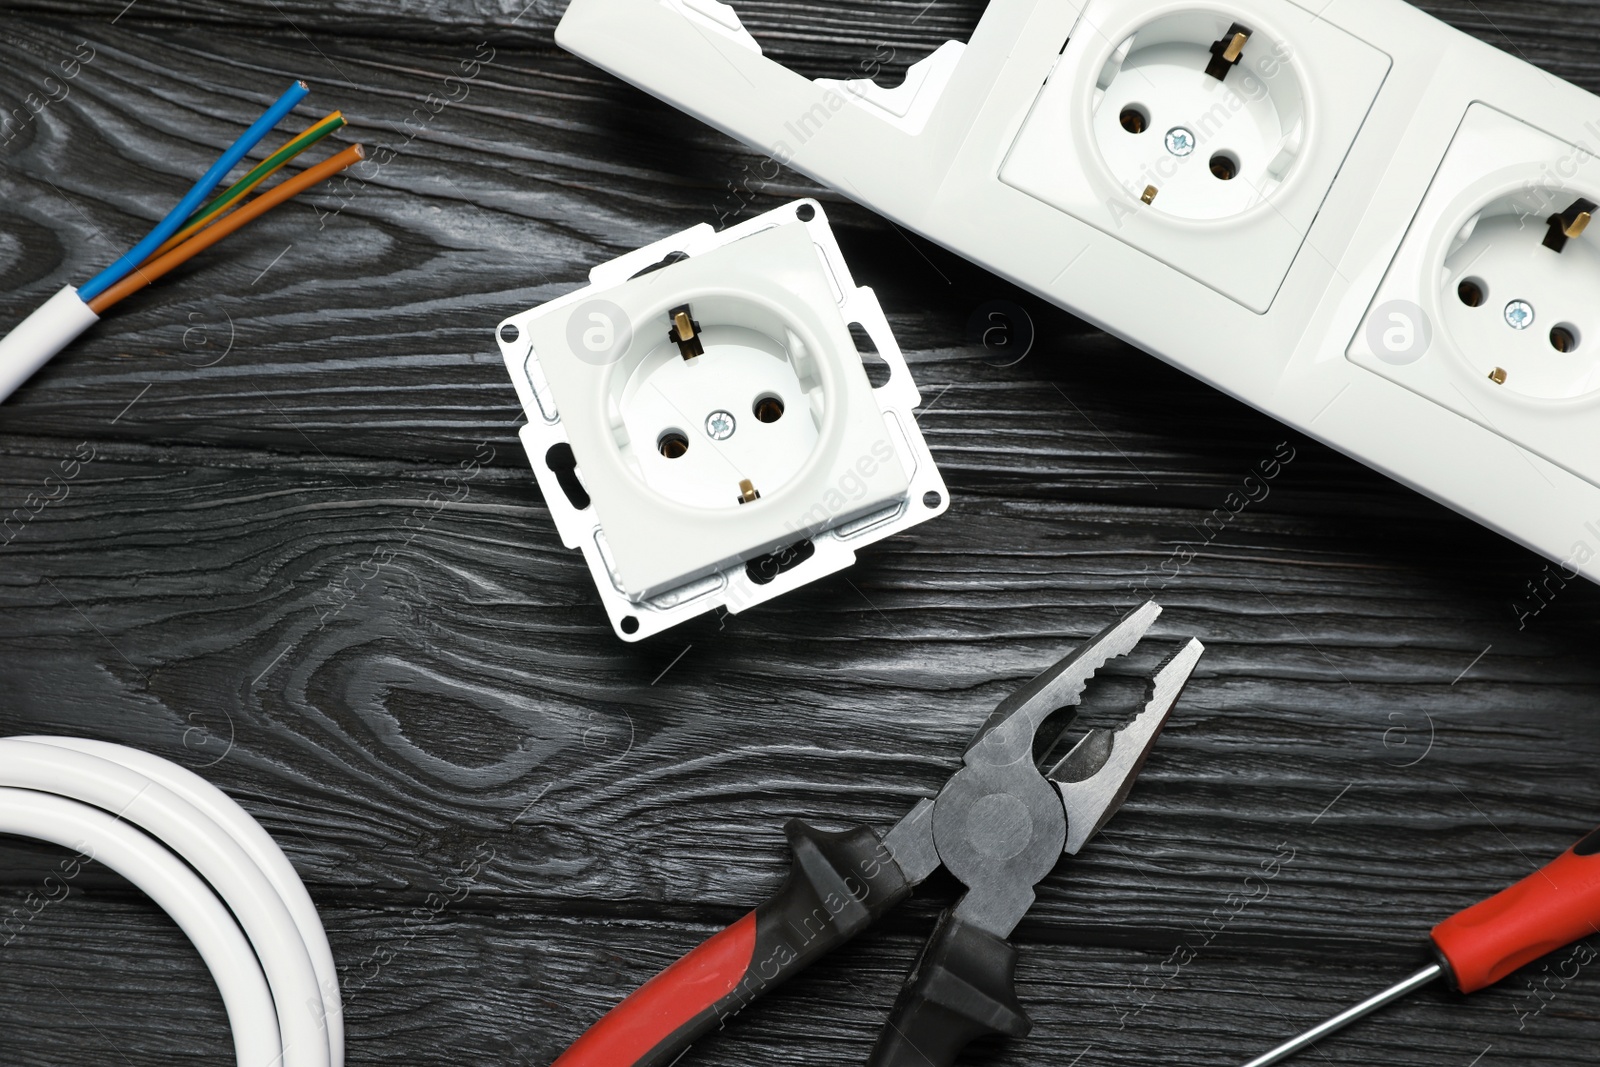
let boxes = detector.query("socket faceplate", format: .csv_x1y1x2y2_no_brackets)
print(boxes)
1348,104,1600,488
1001,1,1388,311
498,200,949,641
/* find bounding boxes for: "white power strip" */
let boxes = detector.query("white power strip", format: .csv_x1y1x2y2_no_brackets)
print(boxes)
555,0,1600,584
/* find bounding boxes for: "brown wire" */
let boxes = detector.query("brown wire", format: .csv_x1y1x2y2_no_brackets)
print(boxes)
87,143,366,314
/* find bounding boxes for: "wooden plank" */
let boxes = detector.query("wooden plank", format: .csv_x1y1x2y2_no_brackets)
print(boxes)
1,1,1599,1064
2,440,1597,926
4,1,1599,87
0,896,1594,1064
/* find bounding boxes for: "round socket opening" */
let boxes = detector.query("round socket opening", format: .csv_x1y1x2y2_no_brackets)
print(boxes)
1438,187,1600,401
658,431,689,459
1090,11,1306,221
753,394,785,423
1210,151,1239,181
611,293,828,509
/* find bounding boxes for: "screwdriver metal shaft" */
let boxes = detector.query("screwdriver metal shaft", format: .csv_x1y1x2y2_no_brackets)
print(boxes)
1241,964,1443,1067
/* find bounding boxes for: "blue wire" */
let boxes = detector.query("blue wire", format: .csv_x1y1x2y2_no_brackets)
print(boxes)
78,81,311,301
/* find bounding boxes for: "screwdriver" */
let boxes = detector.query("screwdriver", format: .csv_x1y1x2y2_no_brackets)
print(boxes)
1242,824,1600,1067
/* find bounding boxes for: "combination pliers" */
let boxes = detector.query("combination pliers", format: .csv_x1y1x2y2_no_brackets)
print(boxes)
552,600,1204,1067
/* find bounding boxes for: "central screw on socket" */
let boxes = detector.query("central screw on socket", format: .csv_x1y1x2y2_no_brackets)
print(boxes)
705,410,736,440
1504,300,1535,331
1165,127,1196,157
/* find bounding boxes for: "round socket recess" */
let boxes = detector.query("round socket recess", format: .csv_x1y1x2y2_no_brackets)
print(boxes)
1091,11,1305,221
1441,191,1600,401
611,293,824,509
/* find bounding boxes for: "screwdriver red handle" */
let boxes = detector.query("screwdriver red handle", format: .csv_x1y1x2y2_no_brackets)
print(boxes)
551,820,912,1067
1430,825,1600,993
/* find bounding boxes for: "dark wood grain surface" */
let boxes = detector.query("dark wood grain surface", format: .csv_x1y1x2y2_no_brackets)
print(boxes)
1,1,1598,1064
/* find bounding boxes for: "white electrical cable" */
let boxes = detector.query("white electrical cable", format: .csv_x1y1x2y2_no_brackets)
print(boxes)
0,286,98,403
0,787,284,1059
23,735,345,1061
0,737,342,1067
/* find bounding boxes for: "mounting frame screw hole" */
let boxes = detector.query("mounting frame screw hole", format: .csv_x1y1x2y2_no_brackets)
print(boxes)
746,539,815,586
544,442,591,510
620,616,640,635
796,203,816,221
923,491,942,509
499,323,520,344
627,249,691,280
849,322,892,387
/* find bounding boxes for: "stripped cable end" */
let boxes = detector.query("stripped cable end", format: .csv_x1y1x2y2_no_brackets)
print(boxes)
2,84,357,405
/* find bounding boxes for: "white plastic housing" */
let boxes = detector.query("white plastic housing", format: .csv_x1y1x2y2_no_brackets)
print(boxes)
0,285,98,403
1348,104,1600,487
498,200,949,641
1000,1,1388,311
555,0,1600,586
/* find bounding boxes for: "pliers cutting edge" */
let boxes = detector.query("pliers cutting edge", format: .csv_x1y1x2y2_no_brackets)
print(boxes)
552,601,1205,1067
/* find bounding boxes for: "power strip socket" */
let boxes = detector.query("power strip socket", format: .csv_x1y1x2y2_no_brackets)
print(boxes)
1348,104,1600,487
555,0,1600,584
497,199,949,641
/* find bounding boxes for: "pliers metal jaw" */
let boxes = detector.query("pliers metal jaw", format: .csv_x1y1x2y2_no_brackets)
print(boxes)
873,600,1203,1063
551,601,1204,1067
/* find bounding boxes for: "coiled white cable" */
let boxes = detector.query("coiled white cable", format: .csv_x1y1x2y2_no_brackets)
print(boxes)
0,736,342,1067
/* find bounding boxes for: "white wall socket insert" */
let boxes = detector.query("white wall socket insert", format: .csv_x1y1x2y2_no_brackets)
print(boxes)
555,0,1600,585
498,200,949,641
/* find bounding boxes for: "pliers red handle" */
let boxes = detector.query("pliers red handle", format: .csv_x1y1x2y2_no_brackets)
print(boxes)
551,601,1205,1067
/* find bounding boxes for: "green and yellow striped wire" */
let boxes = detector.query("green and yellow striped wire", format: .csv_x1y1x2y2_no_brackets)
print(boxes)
145,110,346,261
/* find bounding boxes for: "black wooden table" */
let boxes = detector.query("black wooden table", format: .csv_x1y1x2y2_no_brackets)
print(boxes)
2,2,1598,1064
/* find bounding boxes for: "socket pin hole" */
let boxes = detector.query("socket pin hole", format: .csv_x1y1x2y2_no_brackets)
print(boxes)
499,322,520,344
1551,324,1580,353
1119,105,1150,134
1210,152,1239,181
1458,278,1487,307
658,431,689,459
796,203,816,222
753,395,785,423
620,615,640,635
